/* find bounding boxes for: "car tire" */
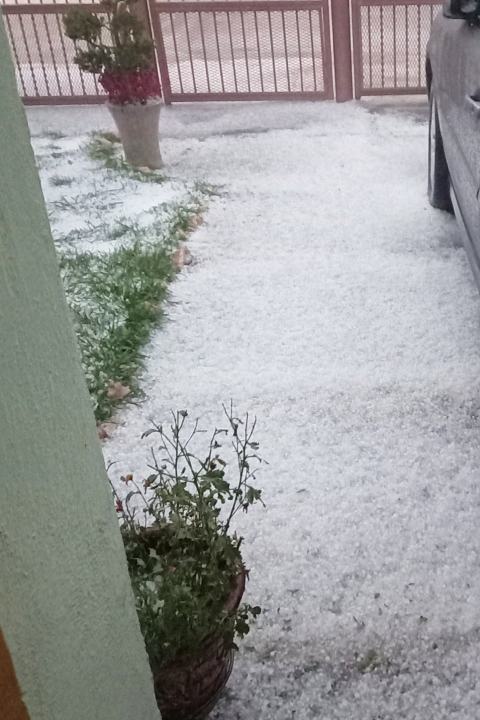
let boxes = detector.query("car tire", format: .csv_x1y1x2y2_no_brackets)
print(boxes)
428,93,453,212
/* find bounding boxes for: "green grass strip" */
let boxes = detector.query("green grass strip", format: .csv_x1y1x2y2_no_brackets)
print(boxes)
60,194,209,422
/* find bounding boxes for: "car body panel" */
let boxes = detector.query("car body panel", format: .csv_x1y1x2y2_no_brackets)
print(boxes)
427,8,480,267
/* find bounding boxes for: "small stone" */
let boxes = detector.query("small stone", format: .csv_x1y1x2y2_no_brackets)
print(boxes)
106,381,131,400
189,214,204,230
97,424,110,440
172,245,193,269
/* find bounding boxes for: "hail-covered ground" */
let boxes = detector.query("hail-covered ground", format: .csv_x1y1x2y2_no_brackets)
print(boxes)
33,131,190,255
29,100,480,719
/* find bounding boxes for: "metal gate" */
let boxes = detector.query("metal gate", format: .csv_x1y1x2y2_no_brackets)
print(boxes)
0,0,442,105
351,0,441,97
151,0,333,102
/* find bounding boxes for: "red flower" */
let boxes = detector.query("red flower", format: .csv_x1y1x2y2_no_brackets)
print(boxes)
115,499,123,513
100,68,161,105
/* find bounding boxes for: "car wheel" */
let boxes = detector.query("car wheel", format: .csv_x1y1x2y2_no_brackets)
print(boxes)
428,93,453,212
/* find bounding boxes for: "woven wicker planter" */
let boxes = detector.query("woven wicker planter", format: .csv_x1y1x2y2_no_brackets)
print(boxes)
124,527,246,720
151,570,246,720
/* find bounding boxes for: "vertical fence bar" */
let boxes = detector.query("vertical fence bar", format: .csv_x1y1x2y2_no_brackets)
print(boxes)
267,10,278,91
55,11,75,95
295,9,304,92
136,0,163,97
417,3,421,86
281,11,291,92
405,4,409,87
4,13,28,96
226,11,239,92
393,3,397,88
148,2,173,103
367,5,372,87
183,12,197,92
78,65,89,95
198,11,211,92
308,9,317,90
239,11,251,91
42,14,62,95
350,0,363,99
17,14,40,95
331,0,353,101
380,5,384,87
30,14,51,95
134,0,155,45
254,10,265,92
168,13,184,94
321,4,334,98
213,11,226,92
317,7,325,91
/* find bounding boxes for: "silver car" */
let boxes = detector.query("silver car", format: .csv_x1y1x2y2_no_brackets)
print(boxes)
427,0,480,285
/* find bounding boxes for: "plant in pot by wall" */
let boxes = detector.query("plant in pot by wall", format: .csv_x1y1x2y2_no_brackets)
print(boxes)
64,0,163,169
110,405,264,720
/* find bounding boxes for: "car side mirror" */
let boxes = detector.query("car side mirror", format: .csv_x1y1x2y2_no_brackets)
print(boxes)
443,0,480,20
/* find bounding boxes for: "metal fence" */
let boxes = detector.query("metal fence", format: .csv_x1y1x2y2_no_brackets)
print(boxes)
2,1,106,104
0,0,442,104
351,0,441,96
152,1,333,102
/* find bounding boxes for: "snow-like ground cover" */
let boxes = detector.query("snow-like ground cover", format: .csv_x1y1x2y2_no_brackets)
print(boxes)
31,128,211,420
33,132,196,255
29,100,480,719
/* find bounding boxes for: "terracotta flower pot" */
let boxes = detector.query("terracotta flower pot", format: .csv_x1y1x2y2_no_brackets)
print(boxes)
107,100,162,170
151,570,246,720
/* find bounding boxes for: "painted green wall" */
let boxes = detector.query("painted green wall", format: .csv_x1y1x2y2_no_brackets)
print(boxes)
0,15,160,720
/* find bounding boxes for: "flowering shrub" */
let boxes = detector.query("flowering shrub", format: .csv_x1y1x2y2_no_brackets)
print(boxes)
99,68,161,105
64,0,161,104
110,405,264,667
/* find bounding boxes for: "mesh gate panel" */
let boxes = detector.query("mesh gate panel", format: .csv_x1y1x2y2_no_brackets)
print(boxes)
2,4,108,102
3,10,102,98
156,2,332,99
356,0,441,93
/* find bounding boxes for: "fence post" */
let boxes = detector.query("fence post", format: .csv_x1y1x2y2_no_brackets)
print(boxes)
133,0,157,65
147,0,173,105
331,0,354,101
135,0,171,105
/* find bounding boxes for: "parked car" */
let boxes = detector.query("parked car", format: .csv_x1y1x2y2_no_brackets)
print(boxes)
427,0,480,286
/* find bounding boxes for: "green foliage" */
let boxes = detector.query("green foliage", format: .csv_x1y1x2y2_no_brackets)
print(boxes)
60,194,207,422
86,134,165,183
60,241,171,421
111,407,264,667
63,0,154,75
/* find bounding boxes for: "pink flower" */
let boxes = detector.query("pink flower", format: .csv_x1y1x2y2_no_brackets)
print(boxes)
99,69,161,105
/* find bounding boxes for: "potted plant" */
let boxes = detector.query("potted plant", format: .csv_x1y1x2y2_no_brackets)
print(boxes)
110,406,264,720
64,0,163,169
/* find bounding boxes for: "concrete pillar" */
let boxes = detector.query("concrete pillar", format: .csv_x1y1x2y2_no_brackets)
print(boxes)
0,14,160,720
